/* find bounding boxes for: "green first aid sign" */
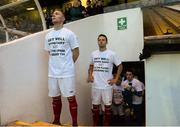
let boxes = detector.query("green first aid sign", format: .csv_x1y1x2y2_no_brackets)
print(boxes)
117,17,127,30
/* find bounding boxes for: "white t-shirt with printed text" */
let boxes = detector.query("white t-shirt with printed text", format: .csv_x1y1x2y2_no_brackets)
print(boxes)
45,27,79,78
90,49,122,89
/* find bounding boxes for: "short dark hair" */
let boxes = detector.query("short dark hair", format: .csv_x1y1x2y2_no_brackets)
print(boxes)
54,9,64,15
126,68,135,75
98,34,108,42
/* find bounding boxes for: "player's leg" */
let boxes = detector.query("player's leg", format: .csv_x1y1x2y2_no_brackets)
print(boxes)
111,104,118,126
59,77,78,126
118,105,125,126
52,96,62,125
91,88,101,126
48,77,62,125
92,104,100,126
67,96,78,126
102,88,113,126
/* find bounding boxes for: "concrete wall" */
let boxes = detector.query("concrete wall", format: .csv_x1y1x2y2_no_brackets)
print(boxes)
146,53,180,126
0,8,143,125
0,32,51,125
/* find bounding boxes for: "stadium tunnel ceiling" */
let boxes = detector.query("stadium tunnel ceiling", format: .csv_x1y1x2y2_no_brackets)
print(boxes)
0,1,36,17
0,0,69,6
38,0,70,7
0,0,179,36
0,0,70,17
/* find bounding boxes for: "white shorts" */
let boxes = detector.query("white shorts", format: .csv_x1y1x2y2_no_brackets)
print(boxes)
48,77,75,97
91,88,113,106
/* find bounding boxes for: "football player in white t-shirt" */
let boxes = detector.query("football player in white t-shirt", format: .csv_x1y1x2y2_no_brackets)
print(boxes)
44,9,79,126
88,34,123,126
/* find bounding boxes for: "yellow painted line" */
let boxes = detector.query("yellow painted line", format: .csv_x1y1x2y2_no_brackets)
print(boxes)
9,120,74,126
32,121,56,126
14,120,32,126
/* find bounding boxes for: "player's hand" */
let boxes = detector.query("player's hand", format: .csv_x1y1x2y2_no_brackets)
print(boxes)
124,83,131,90
87,76,94,83
107,79,117,85
131,87,135,92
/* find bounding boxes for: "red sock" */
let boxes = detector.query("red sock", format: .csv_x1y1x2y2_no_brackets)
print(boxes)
104,106,111,126
68,96,78,126
52,96,62,125
92,106,100,126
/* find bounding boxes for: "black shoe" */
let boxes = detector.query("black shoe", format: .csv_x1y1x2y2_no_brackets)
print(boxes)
72,122,78,126
52,120,61,125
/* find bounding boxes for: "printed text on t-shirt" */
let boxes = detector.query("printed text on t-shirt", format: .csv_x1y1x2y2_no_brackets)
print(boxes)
93,57,110,72
48,37,66,56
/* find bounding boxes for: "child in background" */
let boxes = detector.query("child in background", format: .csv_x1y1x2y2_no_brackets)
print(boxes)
111,75,125,126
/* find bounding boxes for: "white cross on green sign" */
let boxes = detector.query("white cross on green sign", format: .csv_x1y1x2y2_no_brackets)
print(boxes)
117,17,127,30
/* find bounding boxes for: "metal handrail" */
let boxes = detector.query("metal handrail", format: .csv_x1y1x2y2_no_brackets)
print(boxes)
0,0,30,11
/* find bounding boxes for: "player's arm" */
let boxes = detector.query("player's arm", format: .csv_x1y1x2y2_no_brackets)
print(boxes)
87,64,94,82
132,90,143,97
44,35,50,54
131,82,143,97
114,64,123,83
72,47,79,63
108,64,123,85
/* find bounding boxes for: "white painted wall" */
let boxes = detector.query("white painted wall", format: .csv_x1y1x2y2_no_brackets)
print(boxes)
0,32,51,125
146,54,180,126
0,8,143,125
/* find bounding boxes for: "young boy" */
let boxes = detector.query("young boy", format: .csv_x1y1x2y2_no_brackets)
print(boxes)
112,75,125,126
